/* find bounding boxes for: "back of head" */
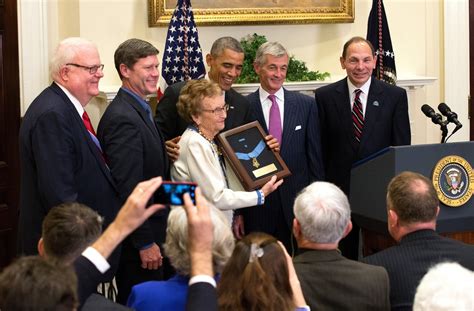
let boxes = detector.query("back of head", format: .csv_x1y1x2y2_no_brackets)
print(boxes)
164,204,234,275
387,171,439,225
114,38,159,79
0,256,78,311
341,36,375,59
294,181,351,244
210,36,243,57
50,37,97,81
254,41,288,67
177,79,222,123
42,202,103,264
413,262,474,311
218,232,294,311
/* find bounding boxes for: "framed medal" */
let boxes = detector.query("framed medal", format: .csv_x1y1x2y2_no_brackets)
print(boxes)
217,121,291,191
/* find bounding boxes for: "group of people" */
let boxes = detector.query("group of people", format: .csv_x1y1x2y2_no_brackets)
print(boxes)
1,31,472,310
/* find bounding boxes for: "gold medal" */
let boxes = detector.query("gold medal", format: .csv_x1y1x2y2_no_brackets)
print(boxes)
252,157,260,168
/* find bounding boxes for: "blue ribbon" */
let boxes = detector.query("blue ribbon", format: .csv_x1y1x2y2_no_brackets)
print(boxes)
235,140,265,161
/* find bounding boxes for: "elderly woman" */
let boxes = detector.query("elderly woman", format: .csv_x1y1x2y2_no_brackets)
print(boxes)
171,79,282,221
127,204,234,310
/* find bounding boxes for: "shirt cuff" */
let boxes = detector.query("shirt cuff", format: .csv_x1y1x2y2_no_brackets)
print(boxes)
82,246,110,274
188,275,216,288
295,306,311,311
139,243,154,250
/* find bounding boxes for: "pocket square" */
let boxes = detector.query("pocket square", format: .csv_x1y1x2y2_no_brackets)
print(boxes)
372,101,380,107
295,125,302,131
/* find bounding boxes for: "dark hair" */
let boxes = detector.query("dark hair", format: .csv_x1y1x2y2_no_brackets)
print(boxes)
114,38,159,79
217,232,295,311
42,202,103,263
0,256,78,311
210,36,244,57
177,79,222,123
387,171,439,225
341,36,375,59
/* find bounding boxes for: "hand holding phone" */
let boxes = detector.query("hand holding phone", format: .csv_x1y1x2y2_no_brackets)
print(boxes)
155,181,197,205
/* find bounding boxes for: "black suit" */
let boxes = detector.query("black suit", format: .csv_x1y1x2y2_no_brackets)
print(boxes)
186,283,217,311
294,249,390,310
362,229,474,311
315,77,410,258
98,88,170,303
155,81,254,140
241,89,324,252
18,82,120,257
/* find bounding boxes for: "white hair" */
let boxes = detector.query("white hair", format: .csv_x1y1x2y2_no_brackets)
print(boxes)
413,262,474,311
293,181,350,244
49,37,97,81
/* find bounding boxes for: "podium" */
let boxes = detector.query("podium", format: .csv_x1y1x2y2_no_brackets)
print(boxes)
350,142,474,256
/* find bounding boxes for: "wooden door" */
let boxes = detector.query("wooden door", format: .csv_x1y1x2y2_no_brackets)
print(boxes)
0,0,21,269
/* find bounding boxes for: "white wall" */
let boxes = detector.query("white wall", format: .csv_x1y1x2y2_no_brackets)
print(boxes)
18,0,469,144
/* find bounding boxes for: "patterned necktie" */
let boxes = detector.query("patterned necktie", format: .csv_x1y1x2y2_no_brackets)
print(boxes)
82,111,106,163
268,94,282,143
352,89,364,143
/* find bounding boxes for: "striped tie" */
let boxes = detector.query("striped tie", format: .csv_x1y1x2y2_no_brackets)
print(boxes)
352,89,364,143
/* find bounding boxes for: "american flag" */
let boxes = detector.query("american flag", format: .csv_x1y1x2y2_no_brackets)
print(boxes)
158,0,206,99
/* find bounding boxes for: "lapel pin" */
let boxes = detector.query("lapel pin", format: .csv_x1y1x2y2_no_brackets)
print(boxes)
373,101,380,107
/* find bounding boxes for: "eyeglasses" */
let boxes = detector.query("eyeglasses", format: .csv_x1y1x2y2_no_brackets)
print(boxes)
201,104,229,115
66,63,104,74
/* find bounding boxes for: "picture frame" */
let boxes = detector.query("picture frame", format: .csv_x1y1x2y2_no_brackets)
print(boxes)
148,0,354,26
217,121,291,191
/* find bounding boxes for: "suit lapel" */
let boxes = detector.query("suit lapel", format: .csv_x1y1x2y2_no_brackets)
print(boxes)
360,78,383,150
281,89,296,149
249,90,268,132
334,79,358,152
121,90,160,139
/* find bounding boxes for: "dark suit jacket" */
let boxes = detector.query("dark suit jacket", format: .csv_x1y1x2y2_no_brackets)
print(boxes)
315,77,410,194
18,82,120,256
294,249,390,311
186,282,217,311
155,81,254,141
82,294,131,311
98,88,170,249
240,89,324,233
362,230,474,311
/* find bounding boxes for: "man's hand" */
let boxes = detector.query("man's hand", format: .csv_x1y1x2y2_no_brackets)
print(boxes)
139,243,163,270
183,187,213,277
232,215,245,239
165,136,181,162
265,134,280,153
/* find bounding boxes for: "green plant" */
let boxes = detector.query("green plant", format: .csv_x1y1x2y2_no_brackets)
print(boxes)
236,33,330,84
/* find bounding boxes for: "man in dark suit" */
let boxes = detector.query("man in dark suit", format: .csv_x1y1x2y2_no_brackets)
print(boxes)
155,36,254,160
293,181,390,310
18,38,120,259
234,42,324,253
315,36,411,259
97,38,170,303
362,171,474,310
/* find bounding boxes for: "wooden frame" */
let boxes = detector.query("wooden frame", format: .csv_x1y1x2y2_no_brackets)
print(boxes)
148,0,354,26
217,121,291,191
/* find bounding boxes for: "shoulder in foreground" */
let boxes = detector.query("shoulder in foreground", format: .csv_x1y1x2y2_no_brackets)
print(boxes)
284,89,315,105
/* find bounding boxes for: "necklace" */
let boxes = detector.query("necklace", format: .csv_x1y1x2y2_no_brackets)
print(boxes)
197,126,222,156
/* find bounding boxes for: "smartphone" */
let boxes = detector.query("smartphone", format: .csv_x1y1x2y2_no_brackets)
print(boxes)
155,181,197,205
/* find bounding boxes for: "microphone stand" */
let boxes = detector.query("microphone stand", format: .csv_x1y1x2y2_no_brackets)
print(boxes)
440,122,448,143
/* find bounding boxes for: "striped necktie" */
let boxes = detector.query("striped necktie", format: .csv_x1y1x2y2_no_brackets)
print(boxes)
352,89,364,143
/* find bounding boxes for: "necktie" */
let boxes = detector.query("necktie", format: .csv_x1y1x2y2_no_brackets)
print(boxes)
352,89,364,143
268,94,282,143
82,111,106,163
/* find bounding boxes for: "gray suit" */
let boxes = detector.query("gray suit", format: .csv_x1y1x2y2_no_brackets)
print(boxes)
294,249,390,311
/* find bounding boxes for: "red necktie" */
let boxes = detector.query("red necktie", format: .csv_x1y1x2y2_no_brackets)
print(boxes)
352,89,364,143
82,111,107,163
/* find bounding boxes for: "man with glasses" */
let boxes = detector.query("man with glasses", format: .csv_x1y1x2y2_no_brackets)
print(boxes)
97,38,170,303
18,38,120,267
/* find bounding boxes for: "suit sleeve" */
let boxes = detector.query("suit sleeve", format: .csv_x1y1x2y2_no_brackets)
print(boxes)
306,97,325,181
186,283,218,311
391,88,411,146
74,256,104,307
155,85,180,141
314,91,329,173
99,114,154,249
32,110,79,209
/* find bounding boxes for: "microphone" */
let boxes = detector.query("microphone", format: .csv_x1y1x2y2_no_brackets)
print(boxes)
438,103,462,129
421,104,444,126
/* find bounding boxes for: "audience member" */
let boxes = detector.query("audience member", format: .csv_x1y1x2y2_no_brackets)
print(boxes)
0,256,78,311
18,37,120,262
217,232,308,311
362,171,474,310
127,204,234,310
315,36,411,259
171,79,282,222
413,262,474,311
97,38,171,303
235,41,324,253
293,181,390,310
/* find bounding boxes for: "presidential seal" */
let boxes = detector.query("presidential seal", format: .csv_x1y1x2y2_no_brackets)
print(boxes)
432,155,474,207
